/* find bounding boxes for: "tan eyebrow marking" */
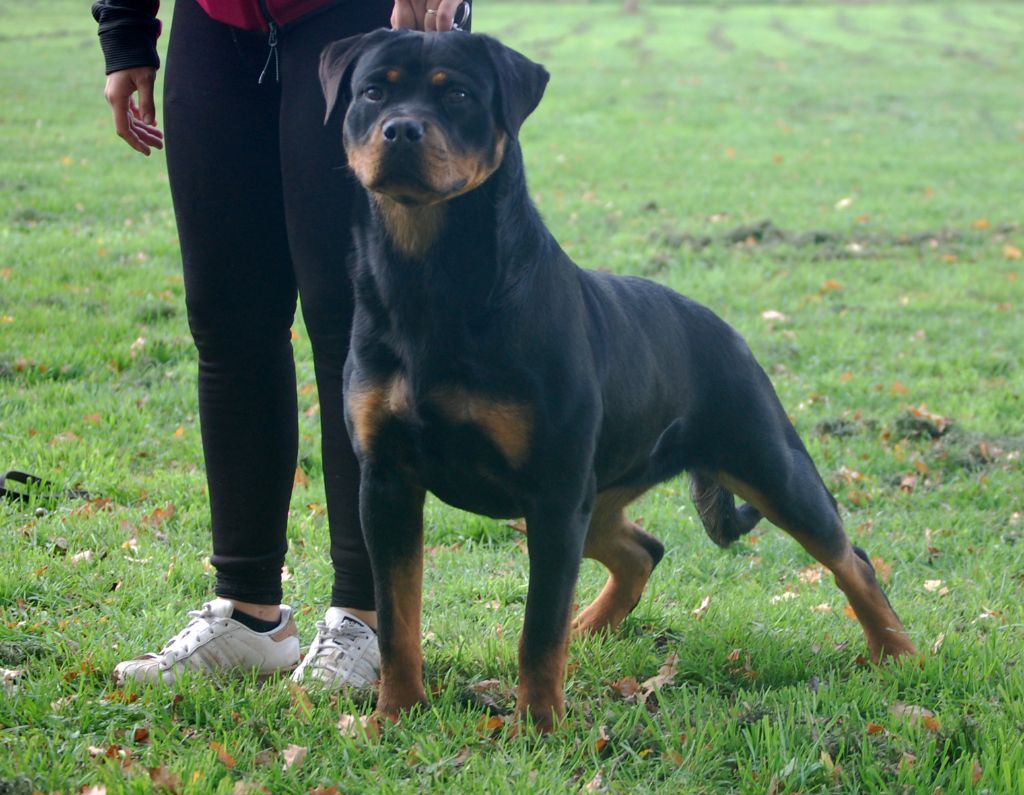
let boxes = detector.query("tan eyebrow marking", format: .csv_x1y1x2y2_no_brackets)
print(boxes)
431,71,448,86
386,69,402,83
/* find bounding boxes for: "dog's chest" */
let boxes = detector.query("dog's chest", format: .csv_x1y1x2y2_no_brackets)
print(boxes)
347,374,532,513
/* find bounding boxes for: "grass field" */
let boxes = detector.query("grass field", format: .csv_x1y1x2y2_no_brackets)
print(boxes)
2,1,1023,792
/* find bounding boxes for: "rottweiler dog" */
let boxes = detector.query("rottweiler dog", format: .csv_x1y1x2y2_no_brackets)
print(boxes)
319,29,917,731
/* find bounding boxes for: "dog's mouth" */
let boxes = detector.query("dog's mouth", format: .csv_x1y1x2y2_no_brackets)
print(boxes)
369,159,468,206
346,124,507,207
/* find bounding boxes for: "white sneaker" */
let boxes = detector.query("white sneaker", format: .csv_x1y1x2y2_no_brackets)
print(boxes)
290,608,380,689
112,598,300,685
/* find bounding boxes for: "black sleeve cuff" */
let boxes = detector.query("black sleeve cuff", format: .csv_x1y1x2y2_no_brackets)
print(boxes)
92,2,162,74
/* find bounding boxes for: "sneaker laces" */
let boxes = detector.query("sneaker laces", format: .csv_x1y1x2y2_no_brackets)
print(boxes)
303,618,372,673
157,604,225,663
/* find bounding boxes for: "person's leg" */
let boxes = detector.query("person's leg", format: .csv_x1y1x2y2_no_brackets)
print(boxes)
278,2,392,621
277,3,391,688
165,0,299,610
114,0,302,685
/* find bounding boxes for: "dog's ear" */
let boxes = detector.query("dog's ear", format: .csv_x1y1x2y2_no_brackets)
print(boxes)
320,29,391,124
479,36,549,138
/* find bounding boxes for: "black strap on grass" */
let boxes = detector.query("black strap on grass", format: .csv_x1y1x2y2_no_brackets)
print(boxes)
0,470,90,504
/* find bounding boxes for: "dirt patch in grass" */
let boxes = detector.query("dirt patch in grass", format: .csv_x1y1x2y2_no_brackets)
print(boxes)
817,411,1023,474
651,218,1019,260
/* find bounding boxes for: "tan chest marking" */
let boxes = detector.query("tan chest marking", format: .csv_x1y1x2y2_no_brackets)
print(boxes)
373,196,447,261
429,386,533,469
348,376,412,456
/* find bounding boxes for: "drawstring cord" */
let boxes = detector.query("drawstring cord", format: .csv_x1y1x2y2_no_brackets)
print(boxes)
258,21,280,84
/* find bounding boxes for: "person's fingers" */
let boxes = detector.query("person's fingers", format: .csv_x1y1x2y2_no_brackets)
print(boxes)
126,98,163,148
424,3,439,32
108,90,147,155
391,0,418,29
104,69,161,156
434,0,461,31
135,71,157,126
130,118,164,149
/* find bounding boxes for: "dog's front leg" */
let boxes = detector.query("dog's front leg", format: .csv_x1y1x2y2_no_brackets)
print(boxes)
517,481,594,732
359,463,427,720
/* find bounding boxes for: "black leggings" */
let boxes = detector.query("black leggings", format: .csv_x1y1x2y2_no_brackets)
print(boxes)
163,0,390,607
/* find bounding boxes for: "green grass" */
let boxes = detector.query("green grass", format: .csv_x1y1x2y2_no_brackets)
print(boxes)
2,2,1023,792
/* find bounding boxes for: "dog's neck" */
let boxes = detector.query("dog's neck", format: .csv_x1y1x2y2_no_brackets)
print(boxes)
359,142,548,296
370,195,448,261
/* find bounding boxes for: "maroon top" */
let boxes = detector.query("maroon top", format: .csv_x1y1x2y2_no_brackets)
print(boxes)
195,0,341,32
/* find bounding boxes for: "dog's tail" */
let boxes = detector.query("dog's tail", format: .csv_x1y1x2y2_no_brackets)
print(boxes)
648,418,762,548
689,471,761,548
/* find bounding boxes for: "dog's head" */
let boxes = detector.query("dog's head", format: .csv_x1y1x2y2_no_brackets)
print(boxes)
320,30,549,206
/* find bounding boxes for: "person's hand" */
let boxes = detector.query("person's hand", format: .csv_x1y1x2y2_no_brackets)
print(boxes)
391,0,464,32
103,67,164,156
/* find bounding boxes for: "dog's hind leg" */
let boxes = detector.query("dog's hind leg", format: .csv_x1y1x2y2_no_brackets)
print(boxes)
572,487,665,636
717,434,917,663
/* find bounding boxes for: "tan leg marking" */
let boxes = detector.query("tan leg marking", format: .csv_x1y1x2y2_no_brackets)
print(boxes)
376,554,427,718
347,376,411,457
572,487,662,636
716,472,917,662
429,386,533,469
516,634,568,733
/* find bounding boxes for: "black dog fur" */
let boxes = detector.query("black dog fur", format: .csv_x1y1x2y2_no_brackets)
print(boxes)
319,29,916,730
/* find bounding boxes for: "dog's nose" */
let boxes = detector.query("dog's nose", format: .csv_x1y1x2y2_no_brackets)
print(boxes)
382,117,424,144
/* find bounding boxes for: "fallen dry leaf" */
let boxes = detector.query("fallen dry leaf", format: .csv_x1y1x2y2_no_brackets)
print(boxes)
209,741,237,769
449,746,471,769
337,713,380,739
866,722,886,735
143,504,175,528
889,702,934,720
282,744,307,772
691,594,712,620
70,550,95,565
476,714,507,734
609,677,641,700
923,579,943,593
641,652,678,693
931,633,946,654
870,556,892,584
289,682,314,722
2,668,24,693
584,769,606,793
148,765,181,793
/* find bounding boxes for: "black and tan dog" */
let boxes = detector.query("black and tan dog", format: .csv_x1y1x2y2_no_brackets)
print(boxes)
319,29,917,731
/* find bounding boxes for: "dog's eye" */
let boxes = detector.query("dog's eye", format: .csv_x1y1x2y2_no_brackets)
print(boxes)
445,88,469,104
362,86,384,102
